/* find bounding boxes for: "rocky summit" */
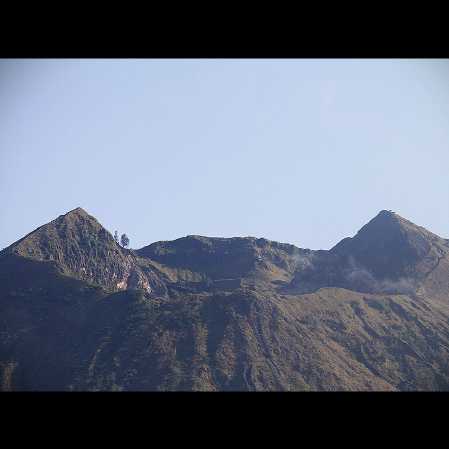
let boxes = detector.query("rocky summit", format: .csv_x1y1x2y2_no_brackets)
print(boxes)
1,208,449,391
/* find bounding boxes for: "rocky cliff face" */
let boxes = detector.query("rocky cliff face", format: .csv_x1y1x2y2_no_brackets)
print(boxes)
1,208,449,391
1,207,165,295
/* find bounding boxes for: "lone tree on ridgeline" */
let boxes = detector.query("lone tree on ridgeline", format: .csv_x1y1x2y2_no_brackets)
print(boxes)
120,233,130,248
113,230,119,244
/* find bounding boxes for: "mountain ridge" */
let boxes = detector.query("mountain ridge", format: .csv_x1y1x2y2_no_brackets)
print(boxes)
3,207,448,298
1,207,449,391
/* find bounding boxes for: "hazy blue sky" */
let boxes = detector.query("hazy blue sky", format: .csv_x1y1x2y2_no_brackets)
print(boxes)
1,59,448,250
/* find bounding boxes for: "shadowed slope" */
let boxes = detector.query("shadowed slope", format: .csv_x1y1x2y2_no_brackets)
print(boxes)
288,211,449,295
1,207,165,294
331,210,449,279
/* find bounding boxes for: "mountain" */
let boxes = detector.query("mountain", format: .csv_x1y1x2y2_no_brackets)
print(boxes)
331,210,448,280
2,207,166,294
286,210,449,297
1,208,449,391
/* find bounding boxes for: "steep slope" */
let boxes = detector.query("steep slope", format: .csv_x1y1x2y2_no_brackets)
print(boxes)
1,208,449,391
3,267,449,391
331,210,448,280
1,207,165,294
288,210,449,295
74,287,449,391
